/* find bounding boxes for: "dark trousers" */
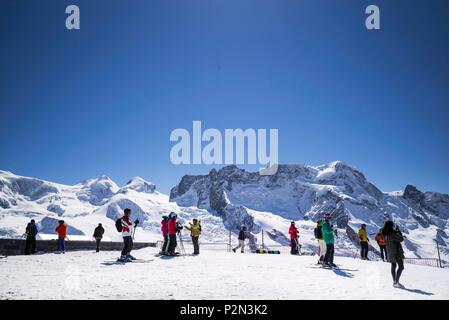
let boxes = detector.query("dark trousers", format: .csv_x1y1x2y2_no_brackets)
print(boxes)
162,235,169,253
192,236,200,254
168,234,177,254
323,243,334,264
121,236,133,256
57,238,65,252
360,241,369,259
95,238,102,252
379,245,387,260
25,236,36,255
290,238,299,254
391,260,404,283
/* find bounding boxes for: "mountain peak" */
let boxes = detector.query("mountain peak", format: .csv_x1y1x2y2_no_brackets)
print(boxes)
119,176,156,194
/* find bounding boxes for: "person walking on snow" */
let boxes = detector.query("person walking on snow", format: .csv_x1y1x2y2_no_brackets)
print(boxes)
289,221,300,255
119,208,139,262
160,215,169,255
382,221,405,288
55,220,67,254
25,219,38,255
375,229,387,261
185,219,201,255
314,220,326,264
167,212,178,256
358,224,370,260
322,213,336,268
93,223,104,253
233,226,248,253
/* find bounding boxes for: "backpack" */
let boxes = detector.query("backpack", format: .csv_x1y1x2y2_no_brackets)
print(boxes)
314,227,323,239
115,218,122,232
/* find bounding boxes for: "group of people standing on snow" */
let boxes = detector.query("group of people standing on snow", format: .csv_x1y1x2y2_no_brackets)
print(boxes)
312,214,405,287
159,211,202,256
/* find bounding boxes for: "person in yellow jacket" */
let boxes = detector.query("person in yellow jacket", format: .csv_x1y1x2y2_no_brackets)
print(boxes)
185,219,202,255
358,224,370,260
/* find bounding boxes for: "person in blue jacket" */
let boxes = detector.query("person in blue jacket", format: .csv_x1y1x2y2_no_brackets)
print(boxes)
322,213,337,268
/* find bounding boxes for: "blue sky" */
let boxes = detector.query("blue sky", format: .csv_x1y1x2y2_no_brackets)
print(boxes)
1,0,448,194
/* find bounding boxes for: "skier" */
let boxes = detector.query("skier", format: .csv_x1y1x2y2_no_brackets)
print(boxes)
382,221,405,288
55,220,67,254
322,213,336,268
167,212,178,256
358,224,370,260
232,226,248,253
289,221,300,255
375,229,388,261
93,223,104,253
160,215,169,255
314,220,326,264
118,208,139,262
24,219,38,255
185,219,201,255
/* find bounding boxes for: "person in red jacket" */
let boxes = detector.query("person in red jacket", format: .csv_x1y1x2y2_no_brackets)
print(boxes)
289,221,300,255
166,212,178,255
55,220,67,253
160,215,169,255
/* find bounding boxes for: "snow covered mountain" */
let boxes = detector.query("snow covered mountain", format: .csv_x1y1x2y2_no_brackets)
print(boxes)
1,162,448,260
0,171,229,243
170,162,449,259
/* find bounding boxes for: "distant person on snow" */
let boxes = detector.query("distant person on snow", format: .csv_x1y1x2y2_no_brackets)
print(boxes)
55,220,67,254
314,220,326,264
358,224,370,260
119,208,139,262
289,221,300,255
166,212,179,256
322,213,336,268
382,221,405,288
185,219,202,255
24,219,38,255
375,229,388,261
93,223,105,253
233,226,248,253
160,215,169,255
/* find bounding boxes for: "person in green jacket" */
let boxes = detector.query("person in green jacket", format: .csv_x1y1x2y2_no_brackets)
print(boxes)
322,213,336,268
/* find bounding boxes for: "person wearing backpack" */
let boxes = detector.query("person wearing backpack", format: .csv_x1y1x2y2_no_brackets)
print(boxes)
185,219,201,255
160,215,169,255
166,212,178,256
93,223,105,253
118,208,139,262
358,224,370,260
322,213,337,268
24,219,38,255
289,221,300,255
55,220,67,254
375,229,387,261
314,220,326,264
232,226,248,253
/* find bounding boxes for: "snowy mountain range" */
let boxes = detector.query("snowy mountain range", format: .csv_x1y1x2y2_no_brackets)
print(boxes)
1,161,448,259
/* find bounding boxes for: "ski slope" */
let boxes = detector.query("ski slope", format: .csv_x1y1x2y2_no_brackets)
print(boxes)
1,247,448,300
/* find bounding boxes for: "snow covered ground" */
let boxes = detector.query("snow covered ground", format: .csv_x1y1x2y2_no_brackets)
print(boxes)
1,246,448,300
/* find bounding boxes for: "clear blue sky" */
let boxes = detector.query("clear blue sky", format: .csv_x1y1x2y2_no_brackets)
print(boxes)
1,0,448,194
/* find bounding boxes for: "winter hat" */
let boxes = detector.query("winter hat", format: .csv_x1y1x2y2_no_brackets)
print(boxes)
291,221,295,225
324,213,331,220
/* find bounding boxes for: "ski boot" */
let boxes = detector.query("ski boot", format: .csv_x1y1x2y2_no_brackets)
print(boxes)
118,255,131,262
127,254,137,261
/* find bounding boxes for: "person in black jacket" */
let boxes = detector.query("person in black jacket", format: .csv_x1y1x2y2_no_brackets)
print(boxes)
232,227,247,253
382,220,405,288
93,223,105,252
24,219,38,255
